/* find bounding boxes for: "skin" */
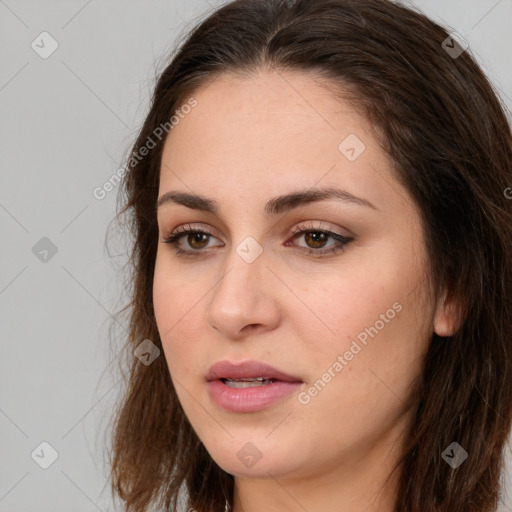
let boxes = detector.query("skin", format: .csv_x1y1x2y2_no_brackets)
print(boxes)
153,69,459,512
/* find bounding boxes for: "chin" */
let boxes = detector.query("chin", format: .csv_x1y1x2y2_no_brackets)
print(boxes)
203,438,301,479
215,456,289,479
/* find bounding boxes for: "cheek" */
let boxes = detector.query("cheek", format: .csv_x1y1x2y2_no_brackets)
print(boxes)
153,256,186,366
293,248,430,386
290,261,404,353
152,255,174,338
152,254,211,376
294,282,428,451
153,251,198,333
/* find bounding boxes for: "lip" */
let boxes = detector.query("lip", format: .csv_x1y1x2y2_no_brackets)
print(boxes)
206,360,302,382
206,360,304,413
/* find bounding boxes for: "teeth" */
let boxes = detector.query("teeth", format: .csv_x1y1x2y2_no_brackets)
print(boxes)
223,377,274,388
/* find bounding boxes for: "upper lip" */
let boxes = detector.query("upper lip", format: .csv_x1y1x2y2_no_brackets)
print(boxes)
206,360,303,382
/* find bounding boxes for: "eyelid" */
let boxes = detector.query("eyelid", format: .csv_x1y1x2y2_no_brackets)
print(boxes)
163,223,215,238
162,220,350,241
289,220,352,239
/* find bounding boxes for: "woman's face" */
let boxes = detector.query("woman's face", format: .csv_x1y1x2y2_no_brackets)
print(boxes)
153,70,451,488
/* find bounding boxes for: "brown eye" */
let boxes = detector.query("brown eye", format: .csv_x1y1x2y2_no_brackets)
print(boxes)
287,220,354,256
162,226,220,254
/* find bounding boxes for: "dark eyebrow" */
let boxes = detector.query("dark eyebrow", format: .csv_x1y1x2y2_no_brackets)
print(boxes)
156,186,377,215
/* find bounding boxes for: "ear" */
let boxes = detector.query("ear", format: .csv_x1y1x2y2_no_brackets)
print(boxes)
433,285,463,337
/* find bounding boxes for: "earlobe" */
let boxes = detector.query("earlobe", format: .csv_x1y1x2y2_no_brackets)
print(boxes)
433,287,462,337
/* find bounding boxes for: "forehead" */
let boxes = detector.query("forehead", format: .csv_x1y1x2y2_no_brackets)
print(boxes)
157,69,415,225
161,70,380,179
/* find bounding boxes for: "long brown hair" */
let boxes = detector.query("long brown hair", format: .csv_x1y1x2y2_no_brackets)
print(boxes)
105,1,512,511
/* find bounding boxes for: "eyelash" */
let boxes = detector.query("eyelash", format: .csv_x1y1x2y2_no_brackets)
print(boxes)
161,222,354,258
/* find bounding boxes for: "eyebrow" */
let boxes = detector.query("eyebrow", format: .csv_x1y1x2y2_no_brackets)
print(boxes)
156,186,377,215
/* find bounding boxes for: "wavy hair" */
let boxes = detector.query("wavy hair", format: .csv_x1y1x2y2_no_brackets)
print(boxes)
106,1,512,511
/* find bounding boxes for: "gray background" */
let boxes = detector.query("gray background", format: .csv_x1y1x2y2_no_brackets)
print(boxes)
1,0,511,511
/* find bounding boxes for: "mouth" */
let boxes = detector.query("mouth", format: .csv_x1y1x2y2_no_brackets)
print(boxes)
206,360,304,413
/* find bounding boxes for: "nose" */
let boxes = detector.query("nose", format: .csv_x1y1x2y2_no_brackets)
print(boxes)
205,243,281,340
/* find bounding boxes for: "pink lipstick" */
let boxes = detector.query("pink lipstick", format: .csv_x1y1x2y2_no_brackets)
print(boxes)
206,360,303,413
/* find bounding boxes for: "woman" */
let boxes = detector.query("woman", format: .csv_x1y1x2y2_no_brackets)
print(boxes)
106,1,512,511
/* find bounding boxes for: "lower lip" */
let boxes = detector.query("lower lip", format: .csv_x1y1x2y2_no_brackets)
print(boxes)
207,379,303,413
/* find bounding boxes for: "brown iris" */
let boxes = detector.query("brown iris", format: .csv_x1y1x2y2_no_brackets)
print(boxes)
187,233,210,249
303,231,328,249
